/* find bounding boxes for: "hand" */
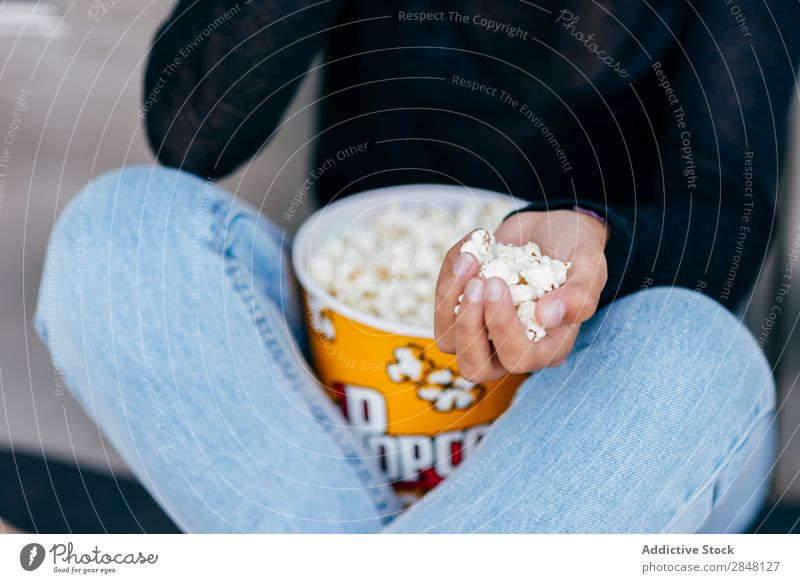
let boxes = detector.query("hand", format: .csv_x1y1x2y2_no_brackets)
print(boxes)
434,209,609,382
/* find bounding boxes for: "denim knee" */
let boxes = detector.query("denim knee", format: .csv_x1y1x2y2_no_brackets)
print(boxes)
596,286,775,416
602,287,776,525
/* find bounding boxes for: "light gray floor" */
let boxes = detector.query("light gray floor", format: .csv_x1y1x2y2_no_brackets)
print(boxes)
0,1,798,503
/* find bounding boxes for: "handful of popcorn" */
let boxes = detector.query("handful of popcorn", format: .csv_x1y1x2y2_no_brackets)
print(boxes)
458,229,571,341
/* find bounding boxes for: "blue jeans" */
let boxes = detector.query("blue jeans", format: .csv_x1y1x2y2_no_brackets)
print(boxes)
34,165,777,533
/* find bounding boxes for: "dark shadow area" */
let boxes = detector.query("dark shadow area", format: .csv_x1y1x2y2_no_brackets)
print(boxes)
752,504,800,534
0,450,180,533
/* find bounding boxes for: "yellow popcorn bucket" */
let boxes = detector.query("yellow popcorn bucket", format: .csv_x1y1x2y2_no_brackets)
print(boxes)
292,185,526,502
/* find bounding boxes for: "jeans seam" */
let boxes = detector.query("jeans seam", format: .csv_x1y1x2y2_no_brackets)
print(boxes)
661,399,775,533
212,220,394,524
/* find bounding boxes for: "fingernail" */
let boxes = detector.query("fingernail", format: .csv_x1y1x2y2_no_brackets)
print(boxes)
464,278,483,303
486,278,504,302
539,300,564,328
452,253,475,277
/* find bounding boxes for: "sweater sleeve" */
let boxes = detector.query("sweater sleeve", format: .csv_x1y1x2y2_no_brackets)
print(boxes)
511,1,799,307
143,0,342,179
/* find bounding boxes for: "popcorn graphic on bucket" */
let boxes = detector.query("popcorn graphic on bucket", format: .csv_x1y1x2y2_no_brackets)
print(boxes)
292,185,527,501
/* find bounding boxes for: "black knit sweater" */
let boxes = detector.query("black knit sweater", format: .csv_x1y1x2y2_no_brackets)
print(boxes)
143,0,800,306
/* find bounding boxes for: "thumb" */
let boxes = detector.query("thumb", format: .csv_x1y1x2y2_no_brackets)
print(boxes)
536,279,601,328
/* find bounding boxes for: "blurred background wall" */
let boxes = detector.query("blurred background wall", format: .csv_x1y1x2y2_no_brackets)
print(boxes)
0,0,798,504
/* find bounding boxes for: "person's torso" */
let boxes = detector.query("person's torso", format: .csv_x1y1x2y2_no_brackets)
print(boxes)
314,0,689,207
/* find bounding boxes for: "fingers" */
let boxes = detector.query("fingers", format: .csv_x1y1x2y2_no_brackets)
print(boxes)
454,278,507,383
536,244,608,328
434,233,480,354
483,278,539,372
484,277,579,372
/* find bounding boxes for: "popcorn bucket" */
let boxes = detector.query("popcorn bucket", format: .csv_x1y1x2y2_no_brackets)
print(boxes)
292,185,527,502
